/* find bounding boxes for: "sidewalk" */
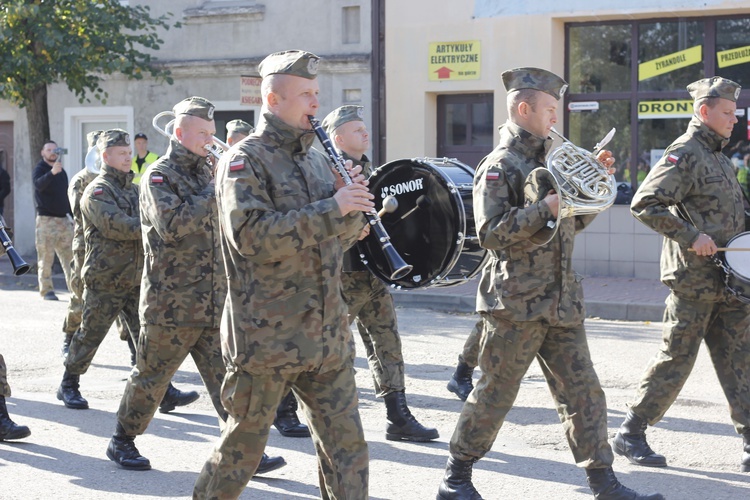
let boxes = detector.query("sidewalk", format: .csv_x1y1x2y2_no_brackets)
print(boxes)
0,256,669,322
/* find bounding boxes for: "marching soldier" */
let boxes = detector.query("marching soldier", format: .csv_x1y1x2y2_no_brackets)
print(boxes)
193,50,371,499
446,319,482,401
615,77,750,473
226,117,311,439
0,353,30,442
57,129,142,411
322,105,438,442
106,97,284,473
436,68,663,500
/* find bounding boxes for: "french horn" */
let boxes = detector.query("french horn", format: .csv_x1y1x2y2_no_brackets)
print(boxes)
84,145,102,175
152,110,229,160
525,127,617,245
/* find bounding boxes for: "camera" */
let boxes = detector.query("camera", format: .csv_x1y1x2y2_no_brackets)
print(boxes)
53,147,68,155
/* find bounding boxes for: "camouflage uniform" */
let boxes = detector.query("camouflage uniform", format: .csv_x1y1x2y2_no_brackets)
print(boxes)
65,155,142,376
116,133,227,436
627,83,750,436
0,354,9,397
194,50,369,500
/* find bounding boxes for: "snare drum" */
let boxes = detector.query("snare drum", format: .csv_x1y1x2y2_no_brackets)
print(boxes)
358,157,488,289
722,231,750,303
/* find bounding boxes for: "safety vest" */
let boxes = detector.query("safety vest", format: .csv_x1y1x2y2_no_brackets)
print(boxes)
131,151,159,185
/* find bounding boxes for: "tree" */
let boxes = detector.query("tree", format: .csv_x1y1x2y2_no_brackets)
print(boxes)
0,0,179,165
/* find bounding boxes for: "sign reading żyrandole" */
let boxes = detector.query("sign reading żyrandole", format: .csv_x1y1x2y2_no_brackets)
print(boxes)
638,100,694,119
428,40,481,81
639,45,702,81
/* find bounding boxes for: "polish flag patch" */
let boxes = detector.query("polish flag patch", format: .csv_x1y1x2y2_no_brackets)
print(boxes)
93,187,103,196
667,154,680,164
151,174,164,184
486,171,500,180
229,159,245,172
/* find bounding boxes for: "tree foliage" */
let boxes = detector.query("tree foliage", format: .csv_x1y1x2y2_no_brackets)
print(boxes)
0,0,178,105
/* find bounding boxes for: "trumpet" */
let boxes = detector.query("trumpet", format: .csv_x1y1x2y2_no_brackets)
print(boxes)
524,127,617,245
84,146,102,174
152,111,229,160
308,115,412,281
0,216,30,276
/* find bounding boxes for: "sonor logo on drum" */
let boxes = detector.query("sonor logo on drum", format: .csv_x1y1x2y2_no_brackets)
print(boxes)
380,178,424,199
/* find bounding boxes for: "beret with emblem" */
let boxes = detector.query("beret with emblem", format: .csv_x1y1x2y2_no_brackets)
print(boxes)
258,50,319,80
173,96,215,121
322,105,365,137
226,119,254,135
97,128,130,152
687,76,741,102
87,130,104,148
502,67,568,100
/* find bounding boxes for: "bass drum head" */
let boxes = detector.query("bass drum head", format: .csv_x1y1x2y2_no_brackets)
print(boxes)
723,231,750,302
359,158,465,289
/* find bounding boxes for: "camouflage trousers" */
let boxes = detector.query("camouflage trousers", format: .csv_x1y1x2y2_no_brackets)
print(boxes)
0,354,10,397
630,293,750,434
450,313,614,468
117,325,226,435
35,215,73,296
65,287,139,375
341,271,404,397
62,249,131,341
458,317,483,368
193,360,369,500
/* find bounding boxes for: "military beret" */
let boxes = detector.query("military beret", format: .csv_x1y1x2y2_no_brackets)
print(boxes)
322,105,365,137
687,77,741,102
258,50,319,80
502,67,568,100
86,130,104,148
226,119,254,135
173,96,215,121
97,129,130,152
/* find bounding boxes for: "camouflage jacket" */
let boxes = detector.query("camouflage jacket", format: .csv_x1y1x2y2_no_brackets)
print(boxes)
68,168,97,260
216,112,364,375
474,121,594,326
341,150,371,273
80,164,142,290
139,138,224,328
631,117,745,301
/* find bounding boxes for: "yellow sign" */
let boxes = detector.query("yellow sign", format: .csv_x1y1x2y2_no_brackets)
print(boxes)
717,45,750,68
638,45,702,81
428,40,480,81
638,100,694,119
240,76,262,106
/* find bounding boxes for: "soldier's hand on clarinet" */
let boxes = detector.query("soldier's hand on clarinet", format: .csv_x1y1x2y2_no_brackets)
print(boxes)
334,160,368,190
358,223,371,240
691,233,717,256
334,183,374,216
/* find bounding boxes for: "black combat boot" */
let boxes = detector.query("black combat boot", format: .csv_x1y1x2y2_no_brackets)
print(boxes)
447,359,475,402
742,431,750,472
612,410,667,467
586,467,665,499
0,396,31,441
436,456,483,500
106,423,151,470
384,390,439,442
273,391,310,438
57,370,89,409
158,383,200,413
61,331,73,358
255,453,287,475
126,335,137,367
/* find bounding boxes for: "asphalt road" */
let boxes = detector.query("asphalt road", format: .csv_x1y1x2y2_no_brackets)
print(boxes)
0,285,748,499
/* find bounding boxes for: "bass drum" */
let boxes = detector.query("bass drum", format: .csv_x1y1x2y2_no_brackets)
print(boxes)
722,231,750,304
358,157,488,289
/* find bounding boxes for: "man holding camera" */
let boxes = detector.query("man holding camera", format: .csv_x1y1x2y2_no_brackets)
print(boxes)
32,141,74,301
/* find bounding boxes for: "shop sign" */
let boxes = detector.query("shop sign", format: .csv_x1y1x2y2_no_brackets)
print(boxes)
717,45,750,68
428,40,481,81
638,45,702,81
638,100,693,119
568,101,599,112
240,76,262,106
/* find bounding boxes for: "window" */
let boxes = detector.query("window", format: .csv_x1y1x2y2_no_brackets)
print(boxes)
437,93,494,168
343,6,360,44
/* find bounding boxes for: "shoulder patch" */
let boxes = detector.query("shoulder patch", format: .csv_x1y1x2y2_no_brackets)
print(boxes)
92,187,104,196
667,153,680,164
151,174,164,184
229,159,245,172
486,171,500,180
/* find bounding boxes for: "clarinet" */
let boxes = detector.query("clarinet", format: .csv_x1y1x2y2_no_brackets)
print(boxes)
308,115,412,281
0,216,30,276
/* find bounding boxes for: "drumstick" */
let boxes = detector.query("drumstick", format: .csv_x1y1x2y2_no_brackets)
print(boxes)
378,195,398,218
688,247,750,252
